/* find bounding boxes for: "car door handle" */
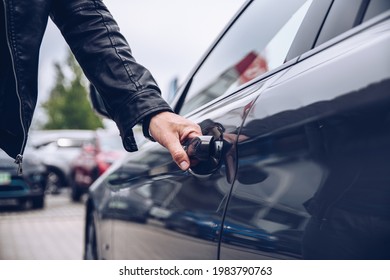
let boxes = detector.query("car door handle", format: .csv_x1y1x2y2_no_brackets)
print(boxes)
183,136,221,161
183,136,223,175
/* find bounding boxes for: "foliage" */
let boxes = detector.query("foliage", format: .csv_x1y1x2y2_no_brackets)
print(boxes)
42,50,103,130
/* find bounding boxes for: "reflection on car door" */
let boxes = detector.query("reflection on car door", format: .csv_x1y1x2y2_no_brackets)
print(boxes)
104,0,313,260
220,13,390,259
105,79,276,259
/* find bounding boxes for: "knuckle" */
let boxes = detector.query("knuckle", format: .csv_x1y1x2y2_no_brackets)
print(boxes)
171,149,184,162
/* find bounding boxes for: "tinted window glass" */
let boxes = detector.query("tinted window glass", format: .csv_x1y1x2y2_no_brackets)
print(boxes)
180,0,313,115
315,0,367,46
363,0,390,22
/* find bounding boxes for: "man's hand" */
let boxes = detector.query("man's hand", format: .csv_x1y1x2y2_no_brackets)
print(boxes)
148,111,202,170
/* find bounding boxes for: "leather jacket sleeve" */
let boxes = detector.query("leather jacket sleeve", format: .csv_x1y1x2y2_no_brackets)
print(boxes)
50,0,173,151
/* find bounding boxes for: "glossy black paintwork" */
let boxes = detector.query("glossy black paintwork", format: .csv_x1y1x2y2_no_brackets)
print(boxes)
91,83,262,259
220,17,390,259
87,2,390,260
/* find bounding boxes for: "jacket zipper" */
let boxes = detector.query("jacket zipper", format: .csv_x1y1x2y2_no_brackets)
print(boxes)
2,0,26,175
14,154,23,175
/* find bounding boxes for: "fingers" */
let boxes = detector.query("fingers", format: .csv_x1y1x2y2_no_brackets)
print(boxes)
164,139,191,170
148,112,202,171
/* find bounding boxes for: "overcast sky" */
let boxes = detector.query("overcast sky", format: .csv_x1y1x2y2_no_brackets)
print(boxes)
35,0,246,125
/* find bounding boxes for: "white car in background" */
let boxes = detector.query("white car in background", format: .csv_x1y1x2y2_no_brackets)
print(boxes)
28,129,95,194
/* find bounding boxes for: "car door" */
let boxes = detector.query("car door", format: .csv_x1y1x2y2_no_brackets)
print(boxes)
103,0,315,259
220,0,390,259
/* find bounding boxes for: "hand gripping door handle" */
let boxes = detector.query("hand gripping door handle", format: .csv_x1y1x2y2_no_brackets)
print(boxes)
183,136,223,176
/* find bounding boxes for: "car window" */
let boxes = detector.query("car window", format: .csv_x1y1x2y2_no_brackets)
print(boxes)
314,0,389,47
179,0,313,115
362,0,390,22
56,138,87,148
315,0,367,47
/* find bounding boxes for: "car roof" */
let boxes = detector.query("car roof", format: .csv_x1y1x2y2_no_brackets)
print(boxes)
28,129,95,147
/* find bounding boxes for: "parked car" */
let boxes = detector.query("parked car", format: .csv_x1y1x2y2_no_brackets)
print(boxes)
84,0,390,260
69,130,127,202
28,129,95,194
0,148,47,209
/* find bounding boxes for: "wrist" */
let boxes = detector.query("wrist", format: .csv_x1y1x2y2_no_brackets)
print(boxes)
142,114,156,142
142,110,171,142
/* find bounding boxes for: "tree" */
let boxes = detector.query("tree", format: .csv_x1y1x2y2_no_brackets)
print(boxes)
42,49,103,130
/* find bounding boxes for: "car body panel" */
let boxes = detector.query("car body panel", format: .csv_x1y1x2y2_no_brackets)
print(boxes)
28,129,95,191
70,130,127,201
0,149,47,208
86,0,390,260
220,15,390,259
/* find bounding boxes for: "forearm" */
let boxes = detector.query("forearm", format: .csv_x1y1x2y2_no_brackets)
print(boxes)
50,0,172,143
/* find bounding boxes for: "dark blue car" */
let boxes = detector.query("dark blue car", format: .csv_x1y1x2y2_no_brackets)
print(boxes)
0,149,47,209
85,0,390,260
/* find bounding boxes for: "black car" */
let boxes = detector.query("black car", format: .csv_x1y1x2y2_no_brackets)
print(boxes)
85,0,390,260
0,149,47,209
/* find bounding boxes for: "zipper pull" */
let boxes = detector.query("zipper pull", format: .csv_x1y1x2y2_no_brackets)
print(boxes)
14,154,23,175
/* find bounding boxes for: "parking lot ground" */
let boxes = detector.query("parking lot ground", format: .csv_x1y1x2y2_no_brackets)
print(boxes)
0,191,85,260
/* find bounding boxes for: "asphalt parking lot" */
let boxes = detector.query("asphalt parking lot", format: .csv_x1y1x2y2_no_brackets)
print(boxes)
0,191,85,260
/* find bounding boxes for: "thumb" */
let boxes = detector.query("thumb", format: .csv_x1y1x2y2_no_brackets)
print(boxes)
147,111,202,170
165,140,190,170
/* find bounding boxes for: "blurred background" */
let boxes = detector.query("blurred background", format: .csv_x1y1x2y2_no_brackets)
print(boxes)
34,0,245,129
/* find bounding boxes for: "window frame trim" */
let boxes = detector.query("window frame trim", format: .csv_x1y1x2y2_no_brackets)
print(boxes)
172,0,333,116
172,0,254,114
313,0,371,48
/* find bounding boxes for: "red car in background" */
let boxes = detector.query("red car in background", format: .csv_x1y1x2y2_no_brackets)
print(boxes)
69,130,127,201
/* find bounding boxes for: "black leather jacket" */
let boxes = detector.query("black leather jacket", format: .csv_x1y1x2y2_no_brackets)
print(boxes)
0,0,172,169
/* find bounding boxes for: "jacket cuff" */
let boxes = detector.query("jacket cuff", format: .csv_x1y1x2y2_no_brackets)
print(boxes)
113,89,173,151
141,109,172,142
